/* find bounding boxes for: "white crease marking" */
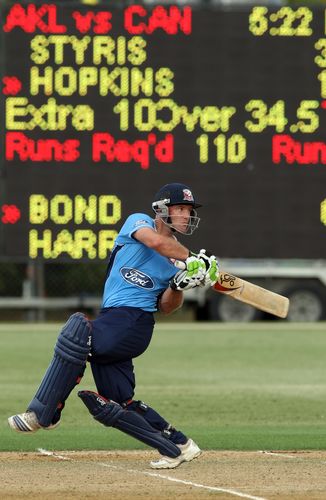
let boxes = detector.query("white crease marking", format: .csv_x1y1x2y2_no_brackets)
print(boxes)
37,448,268,500
259,451,298,459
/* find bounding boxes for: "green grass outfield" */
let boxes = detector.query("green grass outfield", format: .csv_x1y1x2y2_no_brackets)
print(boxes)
1,322,326,452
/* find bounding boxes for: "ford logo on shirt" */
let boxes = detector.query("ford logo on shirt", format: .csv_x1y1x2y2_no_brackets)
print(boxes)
120,267,154,289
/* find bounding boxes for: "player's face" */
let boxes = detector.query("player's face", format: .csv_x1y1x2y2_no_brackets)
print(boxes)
169,204,193,234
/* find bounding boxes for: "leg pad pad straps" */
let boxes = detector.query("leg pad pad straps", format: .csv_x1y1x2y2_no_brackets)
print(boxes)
78,391,181,458
28,313,92,427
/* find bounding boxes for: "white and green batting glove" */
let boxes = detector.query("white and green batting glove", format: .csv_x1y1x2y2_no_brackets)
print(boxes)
198,249,220,287
184,252,206,281
170,270,203,291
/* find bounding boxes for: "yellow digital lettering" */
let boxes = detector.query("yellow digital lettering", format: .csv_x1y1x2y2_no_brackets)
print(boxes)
93,36,116,64
50,195,73,224
155,68,174,97
131,68,153,96
196,134,209,163
134,98,156,131
220,107,236,132
49,35,70,64
6,97,28,130
200,107,220,132
127,36,147,66
54,67,77,96
214,134,226,163
117,36,126,65
99,195,121,224
56,104,73,131
99,67,129,97
71,105,94,131
99,230,117,259
29,229,52,258
179,105,201,132
30,35,49,64
74,230,97,259
74,195,97,224
29,195,48,224
51,229,75,258
113,98,129,130
321,199,326,225
227,134,246,163
79,67,98,96
70,35,91,65
30,66,53,95
155,98,178,132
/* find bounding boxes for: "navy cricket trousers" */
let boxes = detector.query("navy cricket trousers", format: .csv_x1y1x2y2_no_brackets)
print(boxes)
90,307,155,404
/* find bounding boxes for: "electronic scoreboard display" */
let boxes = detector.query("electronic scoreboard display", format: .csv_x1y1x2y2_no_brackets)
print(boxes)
1,2,326,260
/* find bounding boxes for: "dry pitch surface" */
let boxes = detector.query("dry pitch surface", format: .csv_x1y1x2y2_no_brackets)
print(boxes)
1,450,326,499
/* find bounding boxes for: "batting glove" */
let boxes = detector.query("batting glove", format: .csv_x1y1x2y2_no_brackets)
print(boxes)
184,252,206,281
170,270,203,291
198,249,220,287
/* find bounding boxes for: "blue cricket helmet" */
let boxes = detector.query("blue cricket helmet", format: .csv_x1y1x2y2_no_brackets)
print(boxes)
152,183,201,235
152,183,202,209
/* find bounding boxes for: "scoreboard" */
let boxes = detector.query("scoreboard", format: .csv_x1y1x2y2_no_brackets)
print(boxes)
1,2,326,260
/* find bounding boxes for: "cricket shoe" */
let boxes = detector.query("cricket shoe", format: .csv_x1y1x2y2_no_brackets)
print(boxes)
150,438,201,469
8,411,60,433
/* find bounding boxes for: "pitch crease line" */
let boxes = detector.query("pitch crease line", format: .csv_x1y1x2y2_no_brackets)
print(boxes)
37,448,267,500
259,451,298,459
259,450,326,464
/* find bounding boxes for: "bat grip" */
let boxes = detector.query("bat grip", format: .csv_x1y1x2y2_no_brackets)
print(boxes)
174,260,186,270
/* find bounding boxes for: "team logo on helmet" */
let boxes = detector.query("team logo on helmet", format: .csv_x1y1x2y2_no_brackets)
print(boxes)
183,189,194,202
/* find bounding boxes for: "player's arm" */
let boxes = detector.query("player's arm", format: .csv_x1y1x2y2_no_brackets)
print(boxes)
157,287,184,315
133,226,189,260
135,227,219,286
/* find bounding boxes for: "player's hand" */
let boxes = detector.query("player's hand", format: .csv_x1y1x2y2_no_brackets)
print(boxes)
184,252,206,281
170,270,203,291
198,249,219,287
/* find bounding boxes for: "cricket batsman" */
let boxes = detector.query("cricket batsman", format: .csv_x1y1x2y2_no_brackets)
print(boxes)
8,182,219,469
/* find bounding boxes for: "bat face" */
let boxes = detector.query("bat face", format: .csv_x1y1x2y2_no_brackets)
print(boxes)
213,271,289,319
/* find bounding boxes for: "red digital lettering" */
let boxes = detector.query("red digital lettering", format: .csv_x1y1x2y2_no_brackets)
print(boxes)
4,3,66,33
92,133,174,169
93,12,112,34
124,5,192,35
46,4,66,33
72,11,112,33
6,132,30,161
272,135,295,164
124,5,147,35
5,132,79,162
155,134,174,162
72,11,94,33
93,133,115,162
130,140,149,168
169,6,192,35
272,134,326,165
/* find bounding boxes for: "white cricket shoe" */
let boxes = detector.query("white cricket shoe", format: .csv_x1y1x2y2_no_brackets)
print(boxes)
150,438,201,469
8,411,60,433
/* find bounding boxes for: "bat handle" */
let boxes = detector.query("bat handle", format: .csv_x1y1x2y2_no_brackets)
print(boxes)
174,260,186,270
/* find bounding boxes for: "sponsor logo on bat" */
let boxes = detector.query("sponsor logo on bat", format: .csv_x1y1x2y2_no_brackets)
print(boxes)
215,273,242,292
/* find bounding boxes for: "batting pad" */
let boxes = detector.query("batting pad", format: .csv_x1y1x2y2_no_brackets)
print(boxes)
28,313,92,427
78,390,181,458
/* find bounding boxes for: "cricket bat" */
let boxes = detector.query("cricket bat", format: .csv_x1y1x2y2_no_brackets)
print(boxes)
175,261,289,318
214,271,289,319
